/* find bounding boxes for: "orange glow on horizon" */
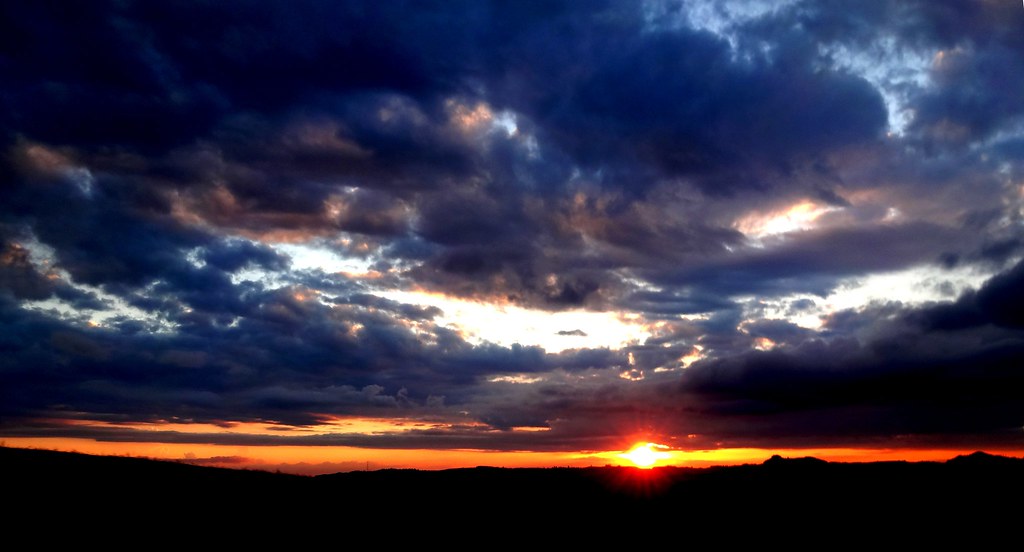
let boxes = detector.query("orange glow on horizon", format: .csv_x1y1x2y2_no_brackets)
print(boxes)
3,436,1022,476
0,437,592,475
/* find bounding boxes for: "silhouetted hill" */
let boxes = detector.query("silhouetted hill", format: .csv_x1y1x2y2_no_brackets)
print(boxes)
948,450,1024,466
3,446,1022,542
762,453,829,467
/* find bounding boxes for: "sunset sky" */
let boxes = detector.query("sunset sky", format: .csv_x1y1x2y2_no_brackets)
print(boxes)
2,0,1024,474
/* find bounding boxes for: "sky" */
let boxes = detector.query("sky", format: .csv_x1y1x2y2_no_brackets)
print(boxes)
2,0,1024,474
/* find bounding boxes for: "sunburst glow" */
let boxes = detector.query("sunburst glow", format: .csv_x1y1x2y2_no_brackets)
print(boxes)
620,442,672,468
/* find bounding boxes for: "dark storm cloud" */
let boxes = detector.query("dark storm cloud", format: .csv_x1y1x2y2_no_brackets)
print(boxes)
0,0,925,306
741,319,816,347
0,270,627,428
651,221,969,301
201,240,288,273
674,326,1024,448
895,2,1024,148
649,258,1024,448
339,294,443,322
747,0,1024,149
0,240,103,309
1,160,212,291
2,0,1023,453
623,290,735,316
0,0,471,149
913,257,1024,331
523,29,886,187
0,4,221,150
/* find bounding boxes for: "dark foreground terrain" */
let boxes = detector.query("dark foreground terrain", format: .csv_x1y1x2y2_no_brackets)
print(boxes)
4,446,1022,542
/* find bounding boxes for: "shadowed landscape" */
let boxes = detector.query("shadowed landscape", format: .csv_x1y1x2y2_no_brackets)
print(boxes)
5,446,1022,537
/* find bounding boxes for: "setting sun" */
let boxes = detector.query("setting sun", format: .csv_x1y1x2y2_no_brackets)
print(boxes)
620,442,671,468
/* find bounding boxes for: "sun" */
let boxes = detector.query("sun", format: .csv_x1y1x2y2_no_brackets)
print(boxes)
620,442,671,468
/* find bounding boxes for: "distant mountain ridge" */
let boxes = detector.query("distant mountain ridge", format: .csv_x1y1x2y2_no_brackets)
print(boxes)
4,446,1022,539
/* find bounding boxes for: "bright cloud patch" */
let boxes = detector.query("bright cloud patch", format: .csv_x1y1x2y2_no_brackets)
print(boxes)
380,290,650,353
735,200,843,243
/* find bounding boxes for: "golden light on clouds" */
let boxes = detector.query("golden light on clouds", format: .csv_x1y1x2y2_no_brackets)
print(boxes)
735,200,842,242
446,98,495,133
489,374,545,384
753,337,776,351
678,345,705,368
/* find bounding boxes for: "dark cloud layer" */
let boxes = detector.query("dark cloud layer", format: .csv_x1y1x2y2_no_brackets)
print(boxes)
2,0,1023,455
673,260,1024,448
